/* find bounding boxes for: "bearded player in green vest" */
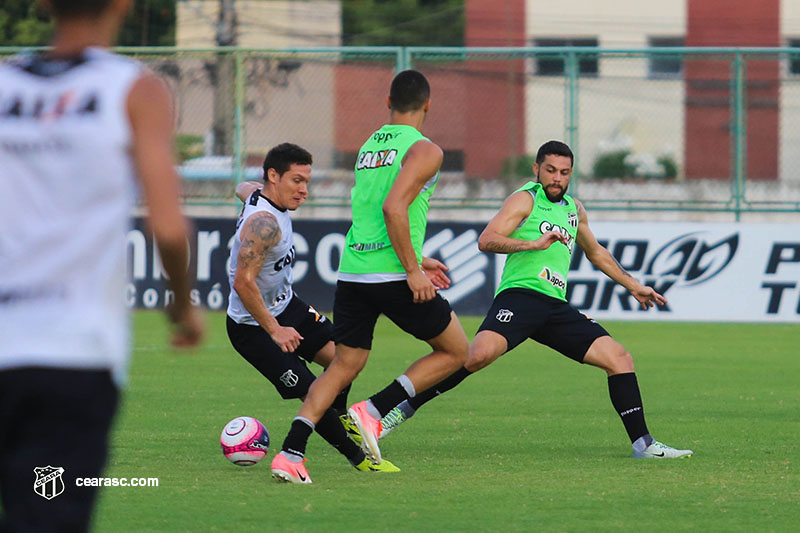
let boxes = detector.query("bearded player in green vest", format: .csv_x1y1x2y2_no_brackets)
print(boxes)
270,70,469,483
377,140,693,460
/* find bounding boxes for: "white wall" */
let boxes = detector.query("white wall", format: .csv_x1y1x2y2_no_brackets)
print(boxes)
524,0,686,176
174,1,341,166
781,0,800,182
177,0,341,48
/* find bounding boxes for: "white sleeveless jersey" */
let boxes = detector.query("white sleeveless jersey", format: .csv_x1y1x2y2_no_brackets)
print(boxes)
227,190,295,324
0,48,143,386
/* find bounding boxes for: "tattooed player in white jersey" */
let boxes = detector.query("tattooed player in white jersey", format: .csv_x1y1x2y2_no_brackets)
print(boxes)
226,144,398,481
0,0,203,531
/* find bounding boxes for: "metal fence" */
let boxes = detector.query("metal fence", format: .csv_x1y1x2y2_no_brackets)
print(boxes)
3,46,800,217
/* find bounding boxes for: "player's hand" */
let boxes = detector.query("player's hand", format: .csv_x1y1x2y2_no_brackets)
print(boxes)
167,304,205,348
529,230,569,251
269,325,304,353
421,257,451,290
631,285,667,310
407,268,437,303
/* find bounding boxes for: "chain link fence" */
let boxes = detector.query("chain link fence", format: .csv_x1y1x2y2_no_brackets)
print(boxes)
3,46,799,217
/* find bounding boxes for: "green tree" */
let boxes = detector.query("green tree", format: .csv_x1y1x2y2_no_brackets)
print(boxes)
0,1,52,46
118,0,175,46
0,0,175,47
343,0,464,47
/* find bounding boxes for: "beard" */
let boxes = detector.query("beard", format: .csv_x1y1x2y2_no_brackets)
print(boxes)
537,174,568,203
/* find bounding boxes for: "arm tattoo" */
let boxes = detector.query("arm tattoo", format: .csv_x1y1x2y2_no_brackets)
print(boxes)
576,200,586,220
238,214,281,270
482,239,529,254
611,255,636,281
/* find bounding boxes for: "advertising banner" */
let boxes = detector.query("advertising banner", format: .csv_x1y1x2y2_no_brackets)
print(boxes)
127,219,799,322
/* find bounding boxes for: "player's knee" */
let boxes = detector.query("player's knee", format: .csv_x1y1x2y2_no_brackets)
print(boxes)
465,346,494,372
331,351,368,380
607,347,634,374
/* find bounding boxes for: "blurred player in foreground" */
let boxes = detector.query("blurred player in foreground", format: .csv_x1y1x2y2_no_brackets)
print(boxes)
226,144,398,480
270,70,468,483
379,141,693,460
0,0,203,530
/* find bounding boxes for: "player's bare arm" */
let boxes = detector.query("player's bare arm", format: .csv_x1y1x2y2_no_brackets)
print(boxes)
235,181,263,203
233,211,303,352
128,72,203,346
574,200,667,309
478,191,569,254
383,139,443,303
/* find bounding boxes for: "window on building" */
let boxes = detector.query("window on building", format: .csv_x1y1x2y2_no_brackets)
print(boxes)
533,38,598,77
789,39,800,75
649,37,684,78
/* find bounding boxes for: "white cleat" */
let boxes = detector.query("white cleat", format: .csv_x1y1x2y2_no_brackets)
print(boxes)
633,440,693,459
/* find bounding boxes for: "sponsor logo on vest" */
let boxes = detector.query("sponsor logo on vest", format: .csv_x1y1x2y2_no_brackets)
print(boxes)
356,149,398,170
271,291,289,306
496,309,514,322
280,370,299,388
350,242,386,252
33,466,65,500
539,267,566,291
538,221,575,252
372,131,401,143
1,91,99,121
274,246,296,271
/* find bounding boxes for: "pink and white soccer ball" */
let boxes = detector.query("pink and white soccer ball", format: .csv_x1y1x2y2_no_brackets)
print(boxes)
220,416,270,466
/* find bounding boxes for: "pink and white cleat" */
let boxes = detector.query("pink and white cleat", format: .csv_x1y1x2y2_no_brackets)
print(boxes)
347,401,383,463
271,453,312,484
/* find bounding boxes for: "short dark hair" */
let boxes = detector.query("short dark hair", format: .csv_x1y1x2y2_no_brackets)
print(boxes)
262,143,313,178
47,0,114,18
389,70,430,113
536,140,574,167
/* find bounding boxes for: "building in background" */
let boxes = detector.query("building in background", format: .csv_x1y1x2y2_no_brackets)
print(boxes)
170,0,800,185
174,0,341,168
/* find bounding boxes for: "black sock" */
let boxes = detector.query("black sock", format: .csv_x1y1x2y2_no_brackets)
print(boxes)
281,418,314,458
314,408,365,465
608,372,650,443
408,366,472,411
331,384,351,414
370,380,411,418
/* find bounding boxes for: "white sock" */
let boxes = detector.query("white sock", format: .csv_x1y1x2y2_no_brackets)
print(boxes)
396,374,416,398
280,450,304,463
365,399,381,419
294,416,315,430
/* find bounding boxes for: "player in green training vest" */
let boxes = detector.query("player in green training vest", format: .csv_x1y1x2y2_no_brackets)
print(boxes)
379,141,694,460
272,70,469,483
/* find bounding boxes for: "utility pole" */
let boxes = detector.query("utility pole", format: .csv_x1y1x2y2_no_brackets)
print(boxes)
212,0,237,155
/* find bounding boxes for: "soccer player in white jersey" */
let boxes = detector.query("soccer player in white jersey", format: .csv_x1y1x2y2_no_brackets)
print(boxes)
226,144,398,481
0,0,203,530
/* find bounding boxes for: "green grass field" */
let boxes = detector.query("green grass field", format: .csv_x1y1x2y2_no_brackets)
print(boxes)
93,312,799,532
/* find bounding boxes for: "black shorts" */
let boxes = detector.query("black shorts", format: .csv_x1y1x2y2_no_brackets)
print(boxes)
478,288,609,362
333,280,453,350
226,295,333,400
0,367,118,533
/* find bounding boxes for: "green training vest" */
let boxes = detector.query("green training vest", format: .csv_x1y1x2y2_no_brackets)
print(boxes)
339,124,438,275
496,182,578,301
